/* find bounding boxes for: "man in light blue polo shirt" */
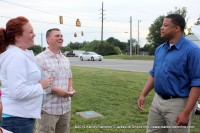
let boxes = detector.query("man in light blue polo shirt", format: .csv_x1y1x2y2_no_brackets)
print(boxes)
137,14,200,133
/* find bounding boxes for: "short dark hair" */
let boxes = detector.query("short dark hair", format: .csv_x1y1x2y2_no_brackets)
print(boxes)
46,28,60,38
165,14,185,32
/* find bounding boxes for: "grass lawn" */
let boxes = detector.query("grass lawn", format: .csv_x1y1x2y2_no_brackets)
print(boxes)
70,66,200,133
103,55,154,60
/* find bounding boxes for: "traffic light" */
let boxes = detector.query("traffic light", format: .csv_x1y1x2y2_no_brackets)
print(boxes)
59,16,63,24
74,32,77,37
81,31,84,36
76,19,81,27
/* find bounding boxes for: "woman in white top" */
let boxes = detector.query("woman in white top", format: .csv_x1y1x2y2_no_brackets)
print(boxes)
0,16,51,133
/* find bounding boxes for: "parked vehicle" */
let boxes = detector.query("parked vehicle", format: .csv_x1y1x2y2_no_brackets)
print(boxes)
73,50,85,56
63,50,85,57
79,52,103,61
63,51,75,57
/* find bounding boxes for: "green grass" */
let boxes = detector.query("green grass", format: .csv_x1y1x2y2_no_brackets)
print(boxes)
70,66,200,133
103,55,154,60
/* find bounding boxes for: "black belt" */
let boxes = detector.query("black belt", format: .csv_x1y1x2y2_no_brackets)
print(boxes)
158,94,188,100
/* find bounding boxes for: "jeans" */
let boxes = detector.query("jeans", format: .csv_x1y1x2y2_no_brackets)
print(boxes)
0,117,35,133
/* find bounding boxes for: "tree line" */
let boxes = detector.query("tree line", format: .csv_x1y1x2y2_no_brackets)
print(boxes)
30,7,200,56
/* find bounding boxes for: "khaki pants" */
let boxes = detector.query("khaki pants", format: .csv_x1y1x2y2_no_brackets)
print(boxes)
35,111,71,133
146,93,195,133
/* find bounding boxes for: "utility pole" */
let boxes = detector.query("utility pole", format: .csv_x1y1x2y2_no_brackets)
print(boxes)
100,2,105,55
137,20,141,55
101,2,104,45
129,16,132,58
41,33,43,52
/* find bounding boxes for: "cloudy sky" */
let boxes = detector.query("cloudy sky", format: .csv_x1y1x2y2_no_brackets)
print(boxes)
0,0,199,47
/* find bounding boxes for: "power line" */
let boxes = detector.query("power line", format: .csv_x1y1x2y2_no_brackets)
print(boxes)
0,0,59,16
0,15,144,37
0,0,147,42
0,0,146,33
0,15,101,29
0,15,144,31
0,0,136,23
0,0,99,21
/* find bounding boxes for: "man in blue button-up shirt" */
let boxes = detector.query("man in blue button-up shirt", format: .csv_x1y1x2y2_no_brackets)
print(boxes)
137,14,200,133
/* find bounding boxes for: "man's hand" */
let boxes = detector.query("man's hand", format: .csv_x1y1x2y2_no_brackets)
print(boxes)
137,95,145,111
53,88,75,98
68,89,76,96
176,111,190,126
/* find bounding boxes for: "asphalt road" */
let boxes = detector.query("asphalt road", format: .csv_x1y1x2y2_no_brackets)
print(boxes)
69,57,153,73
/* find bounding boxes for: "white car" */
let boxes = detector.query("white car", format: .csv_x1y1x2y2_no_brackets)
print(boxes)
79,52,103,61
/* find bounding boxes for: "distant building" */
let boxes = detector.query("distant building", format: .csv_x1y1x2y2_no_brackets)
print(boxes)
187,25,200,48
186,34,200,47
